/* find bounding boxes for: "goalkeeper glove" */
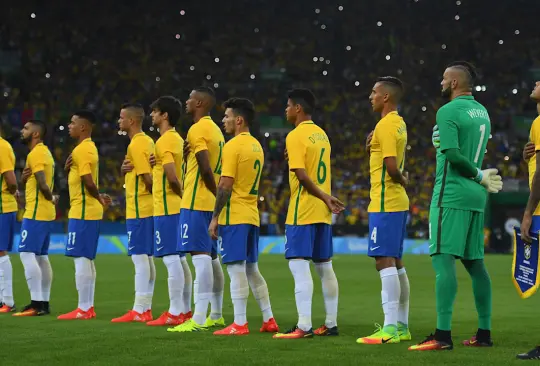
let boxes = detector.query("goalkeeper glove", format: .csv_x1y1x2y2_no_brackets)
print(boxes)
473,168,503,193
432,125,440,149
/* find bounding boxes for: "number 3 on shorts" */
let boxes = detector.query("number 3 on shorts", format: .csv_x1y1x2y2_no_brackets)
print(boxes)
370,227,377,244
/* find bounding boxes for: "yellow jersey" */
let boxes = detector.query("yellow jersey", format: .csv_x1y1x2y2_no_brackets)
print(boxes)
285,121,332,225
68,138,103,220
24,143,56,221
125,132,155,219
153,129,184,216
0,137,17,214
528,116,540,215
218,132,263,226
368,111,409,212
181,116,225,212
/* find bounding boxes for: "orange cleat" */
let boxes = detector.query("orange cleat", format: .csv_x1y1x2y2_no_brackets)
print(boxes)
57,308,94,320
214,323,250,336
111,310,146,323
143,310,153,322
273,326,313,339
260,318,279,333
147,312,183,326
88,307,96,318
12,304,40,317
0,304,16,313
180,311,192,323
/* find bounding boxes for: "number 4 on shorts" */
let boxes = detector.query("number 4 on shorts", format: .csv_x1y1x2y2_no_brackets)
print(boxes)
371,227,377,243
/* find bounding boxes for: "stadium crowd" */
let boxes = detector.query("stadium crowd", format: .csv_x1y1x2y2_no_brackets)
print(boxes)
0,0,538,238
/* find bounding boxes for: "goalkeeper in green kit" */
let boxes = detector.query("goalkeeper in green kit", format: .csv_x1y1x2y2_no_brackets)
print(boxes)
409,61,503,352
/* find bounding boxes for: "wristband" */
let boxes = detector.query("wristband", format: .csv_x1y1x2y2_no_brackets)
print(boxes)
473,168,483,183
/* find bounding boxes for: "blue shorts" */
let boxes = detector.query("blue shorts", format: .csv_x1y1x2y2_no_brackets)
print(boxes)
126,217,154,256
368,211,408,259
0,212,16,252
284,224,333,260
154,214,184,258
19,218,52,255
532,216,540,233
219,224,259,264
65,219,101,260
178,209,217,255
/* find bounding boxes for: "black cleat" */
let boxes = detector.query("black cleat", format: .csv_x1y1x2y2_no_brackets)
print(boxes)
517,346,540,360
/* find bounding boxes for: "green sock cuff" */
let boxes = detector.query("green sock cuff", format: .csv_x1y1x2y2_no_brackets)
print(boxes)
398,321,408,330
383,324,398,334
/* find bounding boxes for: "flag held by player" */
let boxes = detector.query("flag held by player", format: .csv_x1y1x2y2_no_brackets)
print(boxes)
512,227,540,299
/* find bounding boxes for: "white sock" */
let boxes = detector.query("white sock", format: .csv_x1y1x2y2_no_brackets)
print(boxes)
0,255,14,307
163,255,184,316
380,267,400,328
90,261,96,307
145,256,156,312
36,255,53,302
289,259,313,331
315,261,339,328
20,252,43,301
192,254,213,325
181,256,192,314
228,262,249,326
74,257,93,311
397,267,410,327
210,257,224,320
132,254,150,314
246,262,273,322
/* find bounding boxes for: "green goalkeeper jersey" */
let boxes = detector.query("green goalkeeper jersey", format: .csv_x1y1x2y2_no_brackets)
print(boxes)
430,95,491,212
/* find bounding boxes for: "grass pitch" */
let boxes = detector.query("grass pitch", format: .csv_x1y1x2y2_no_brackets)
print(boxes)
1,254,535,365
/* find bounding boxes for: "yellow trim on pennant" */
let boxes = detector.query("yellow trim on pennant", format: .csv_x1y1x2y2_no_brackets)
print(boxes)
512,229,540,299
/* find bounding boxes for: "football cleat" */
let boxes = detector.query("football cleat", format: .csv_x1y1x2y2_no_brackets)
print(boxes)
462,335,493,347
167,318,208,332
143,310,153,322
111,310,146,323
0,303,16,313
214,323,250,336
57,308,94,320
12,304,40,317
314,325,339,336
147,312,183,326
260,318,279,333
398,325,412,341
204,316,225,328
517,346,540,360
357,324,400,344
273,325,313,339
409,334,453,351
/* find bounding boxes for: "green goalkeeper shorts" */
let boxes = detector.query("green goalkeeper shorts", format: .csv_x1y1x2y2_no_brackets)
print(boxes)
429,206,485,260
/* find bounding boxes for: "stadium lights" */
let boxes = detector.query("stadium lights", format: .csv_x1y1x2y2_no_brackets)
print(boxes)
504,156,510,161
456,0,461,5
482,85,487,91
213,83,219,88
325,60,331,64
190,66,195,71
345,45,351,51
214,57,220,63
385,55,391,60
475,86,482,92
322,70,328,76
455,15,460,20
312,57,318,62
3,92,8,97
441,44,447,50
175,34,181,39
321,24,326,30
319,57,324,61
264,132,270,137
377,21,382,27
155,77,160,82
149,127,154,131
59,126,65,131
515,30,520,35
206,75,211,80
30,13,36,18
315,8,320,13
354,81,360,86
180,10,186,15
250,74,256,80
338,5,343,11
254,28,259,33
421,106,427,112
498,40,504,45
512,89,518,94
259,196,265,201
45,73,51,78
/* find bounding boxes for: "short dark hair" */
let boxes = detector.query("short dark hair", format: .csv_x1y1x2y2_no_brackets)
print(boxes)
28,119,47,139
121,103,145,122
223,98,255,127
377,76,404,102
447,61,477,87
194,86,216,108
287,89,316,115
73,110,97,125
150,96,183,127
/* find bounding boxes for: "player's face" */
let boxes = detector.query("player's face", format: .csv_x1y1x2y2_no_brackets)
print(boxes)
117,109,131,132
369,83,385,113
441,69,453,98
20,122,34,144
222,108,236,135
68,116,82,138
530,81,540,101
186,91,197,114
285,99,297,123
150,109,164,126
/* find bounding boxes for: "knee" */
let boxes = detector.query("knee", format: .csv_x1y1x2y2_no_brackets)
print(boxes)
375,257,396,271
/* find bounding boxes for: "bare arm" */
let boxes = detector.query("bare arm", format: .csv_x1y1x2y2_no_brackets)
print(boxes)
34,171,53,201
163,163,182,197
525,152,540,216
141,173,153,194
81,174,101,201
293,168,328,202
383,157,407,185
196,150,217,196
2,171,17,194
212,176,234,219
